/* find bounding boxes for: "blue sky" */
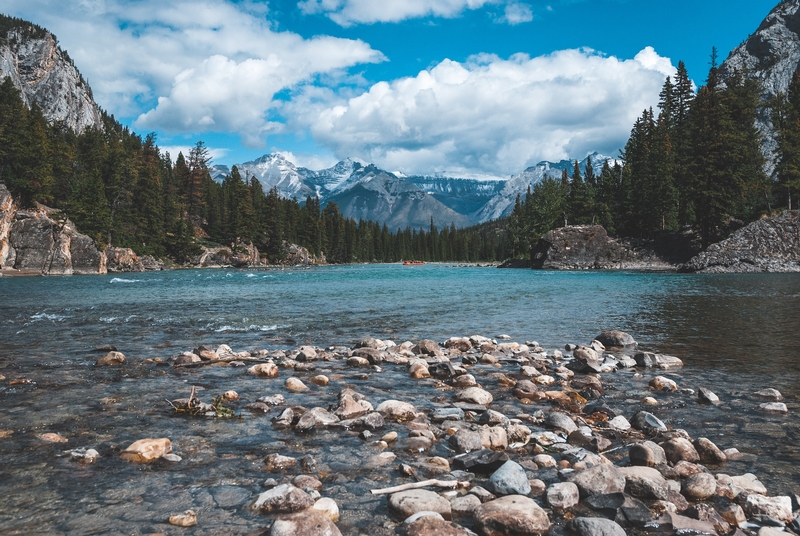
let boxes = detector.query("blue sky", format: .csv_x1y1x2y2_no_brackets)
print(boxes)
4,0,779,177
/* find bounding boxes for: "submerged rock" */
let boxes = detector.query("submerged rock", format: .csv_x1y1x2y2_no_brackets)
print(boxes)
252,483,314,514
119,438,172,463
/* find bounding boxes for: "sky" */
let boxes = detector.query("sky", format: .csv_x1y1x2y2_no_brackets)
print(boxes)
3,0,781,178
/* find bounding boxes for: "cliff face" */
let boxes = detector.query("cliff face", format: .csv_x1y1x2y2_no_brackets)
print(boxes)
0,183,106,275
680,211,800,273
0,24,102,132
720,0,800,173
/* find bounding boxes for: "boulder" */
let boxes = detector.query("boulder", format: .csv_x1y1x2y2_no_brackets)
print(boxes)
571,464,626,498
119,438,172,463
269,510,342,536
473,495,551,535
449,429,483,454
567,517,627,536
376,400,417,421
444,337,473,352
634,352,683,369
248,363,279,377
295,408,339,433
512,380,539,400
413,340,441,356
545,412,577,433
682,473,717,501
744,495,793,522
285,377,309,391
630,411,668,434
388,489,451,520
312,498,340,522
661,438,700,464
620,466,670,500
333,394,372,420
649,376,678,391
694,437,727,465
96,351,125,366
352,347,383,364
595,331,636,347
546,482,579,511
454,387,493,406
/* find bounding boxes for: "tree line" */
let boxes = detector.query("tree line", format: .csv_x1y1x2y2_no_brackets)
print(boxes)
509,52,792,254
0,76,507,264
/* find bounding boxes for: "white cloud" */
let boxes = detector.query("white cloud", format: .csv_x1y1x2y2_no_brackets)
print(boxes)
4,0,383,146
502,2,534,24
299,0,499,26
159,145,230,164
287,48,676,178
275,151,339,171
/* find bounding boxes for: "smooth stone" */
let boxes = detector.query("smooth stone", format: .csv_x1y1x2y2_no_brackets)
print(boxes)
376,400,418,421
450,493,482,516
608,415,631,431
432,407,466,422
754,388,783,401
310,375,329,386
295,407,339,433
449,429,483,454
698,388,720,404
454,387,493,405
406,516,470,536
119,438,171,463
545,412,577,433
264,454,298,472
96,351,126,366
69,447,99,463
629,443,656,467
38,433,68,443
570,464,626,498
252,483,315,514
745,495,793,523
758,402,788,414
568,517,626,536
488,460,531,496
661,437,700,464
729,473,768,494
388,489,451,520
453,374,477,388
168,510,197,527
620,466,670,500
546,482,579,511
333,394,372,420
249,363,279,377
268,510,342,536
682,472,717,501
312,497,340,522
584,492,626,517
452,449,509,473
595,331,636,347
478,409,510,426
473,495,551,535
630,411,668,434
649,376,678,391
285,377,308,391
634,352,683,369
694,437,727,465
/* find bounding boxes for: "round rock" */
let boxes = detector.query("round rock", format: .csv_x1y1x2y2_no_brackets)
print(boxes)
488,460,531,496
546,482,579,511
474,495,551,535
571,464,626,498
388,489,452,520
682,472,717,501
568,517,627,536
269,510,342,536
454,387,493,406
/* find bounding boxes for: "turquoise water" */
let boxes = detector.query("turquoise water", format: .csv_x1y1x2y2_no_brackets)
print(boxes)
0,265,798,533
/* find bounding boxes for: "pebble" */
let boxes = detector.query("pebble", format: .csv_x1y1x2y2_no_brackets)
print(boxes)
96,351,126,366
168,510,197,527
38,433,68,443
285,377,308,391
119,438,171,463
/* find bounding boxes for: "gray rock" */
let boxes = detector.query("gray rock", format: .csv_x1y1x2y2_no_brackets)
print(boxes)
268,510,342,536
388,489,451,520
595,331,636,347
488,460,531,496
546,482,579,511
681,473,717,501
620,466,670,500
634,352,683,369
698,388,720,404
546,412,577,433
449,429,483,454
450,493,482,516
432,407,465,422
661,438,700,464
473,495,551,535
630,411,668,434
568,517,626,536
252,483,314,514
570,464,626,498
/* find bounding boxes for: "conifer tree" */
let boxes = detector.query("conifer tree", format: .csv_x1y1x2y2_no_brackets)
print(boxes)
773,70,800,210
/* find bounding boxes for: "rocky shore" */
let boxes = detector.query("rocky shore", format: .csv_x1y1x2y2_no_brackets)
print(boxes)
11,330,795,535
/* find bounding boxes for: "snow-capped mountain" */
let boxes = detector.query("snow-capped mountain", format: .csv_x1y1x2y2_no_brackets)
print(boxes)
210,152,618,229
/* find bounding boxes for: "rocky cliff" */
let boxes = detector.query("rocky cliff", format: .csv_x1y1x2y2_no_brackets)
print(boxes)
680,211,800,273
720,0,800,173
0,183,106,275
0,16,102,132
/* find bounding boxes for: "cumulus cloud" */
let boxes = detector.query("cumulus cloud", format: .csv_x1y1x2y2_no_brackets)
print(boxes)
502,2,534,24
4,0,383,145
287,47,677,177
298,0,500,25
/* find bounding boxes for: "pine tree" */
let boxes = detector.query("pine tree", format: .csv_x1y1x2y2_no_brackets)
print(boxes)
773,70,800,210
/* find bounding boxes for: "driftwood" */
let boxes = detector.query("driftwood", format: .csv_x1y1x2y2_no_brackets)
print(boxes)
370,479,470,495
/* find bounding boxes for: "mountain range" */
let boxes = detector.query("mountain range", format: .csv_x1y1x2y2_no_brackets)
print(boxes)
210,152,618,229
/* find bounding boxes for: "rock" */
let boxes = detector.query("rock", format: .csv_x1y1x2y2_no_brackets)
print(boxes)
662,438,700,464
347,356,370,367
429,361,457,379
295,408,339,433
630,411,668,434
754,388,783,401
310,375,329,386
264,454,298,472
452,449,509,473
96,351,126,366
567,517,626,536
620,466,670,500
285,377,308,391
354,337,382,349
719,503,747,527
445,337,473,352
450,493,482,516
38,433,68,443
405,516,470,536
336,411,385,431
479,427,508,450
248,363,279,377
694,437,727,465
409,361,430,378
488,460,531,496
454,387,493,405
745,495,794,523
571,464,627,498
296,345,317,361
432,407,466,422
413,340,441,356
168,510,197,527
698,388,720,404
376,400,417,421
608,415,631,431
69,447,99,463
595,331,636,347
649,376,678,391
333,393,372,420
453,374,477,388
119,438,171,463
473,495,551,535
252,483,315,514
388,489,451,520
634,352,683,369
729,473,768,494
449,429,483,454
512,380,539,400
546,482,579,511
396,436,433,453
682,472,717,501
174,352,201,365
758,402,788,414
312,497,340,522
567,345,604,373
268,510,342,536
628,441,666,467
352,347,383,364
546,412,577,433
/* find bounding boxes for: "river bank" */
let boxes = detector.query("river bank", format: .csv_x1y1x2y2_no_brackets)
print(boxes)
0,327,797,535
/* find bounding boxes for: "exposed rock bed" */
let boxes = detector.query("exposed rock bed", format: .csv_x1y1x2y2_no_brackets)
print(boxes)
13,329,792,534
680,211,800,273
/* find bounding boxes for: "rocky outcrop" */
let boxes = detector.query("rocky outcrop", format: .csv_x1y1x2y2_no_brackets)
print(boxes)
195,242,262,268
105,247,165,272
285,243,326,266
720,0,800,173
681,211,800,273
0,19,103,132
530,225,676,270
0,183,106,275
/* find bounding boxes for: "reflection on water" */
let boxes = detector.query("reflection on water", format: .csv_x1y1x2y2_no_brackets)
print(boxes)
0,266,798,533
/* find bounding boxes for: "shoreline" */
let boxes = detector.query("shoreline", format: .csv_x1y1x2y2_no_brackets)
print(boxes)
0,329,796,534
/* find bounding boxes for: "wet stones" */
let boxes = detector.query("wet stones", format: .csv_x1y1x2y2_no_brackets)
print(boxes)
479,426,508,450
312,497,339,522
406,516,470,536
488,460,530,496
681,472,717,501
388,489,451,520
512,380,540,400
285,377,308,391
119,438,172,463
96,351,126,366
252,483,315,514
452,449,509,473
69,447,99,463
352,347,383,364
269,510,342,536
633,352,683,369
412,340,441,356
449,429,483,454
649,376,678,391
571,464,626,498
630,411,668,434
694,437,727,465
753,388,783,401
454,387,493,406
376,400,417,421
432,407,465,423
545,411,577,434
568,517,626,536
445,337,472,352
629,441,667,467
698,388,720,404
758,402,789,414
409,361,430,378
295,408,339,433
619,466,670,501
38,432,68,443
595,330,637,348
567,346,604,373
333,392,372,420
473,495,551,535
264,454,298,472
168,510,197,527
